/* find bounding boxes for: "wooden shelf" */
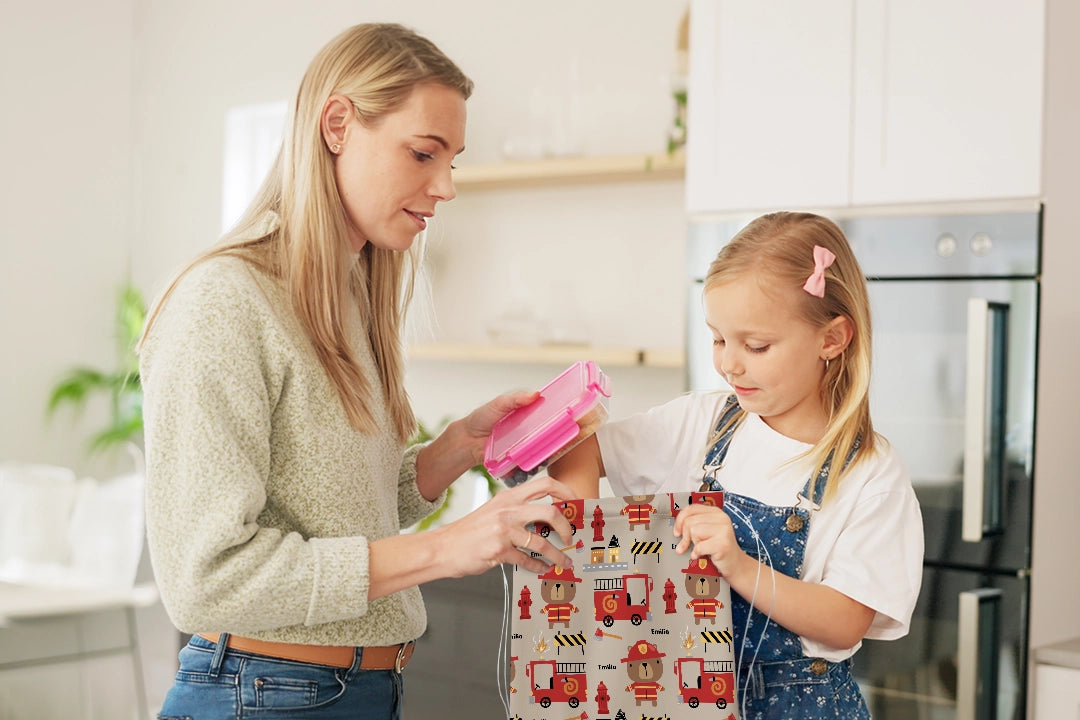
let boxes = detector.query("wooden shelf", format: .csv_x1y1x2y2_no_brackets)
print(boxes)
453,151,685,191
408,343,684,369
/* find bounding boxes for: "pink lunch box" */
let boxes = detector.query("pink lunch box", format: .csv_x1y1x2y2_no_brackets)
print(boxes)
483,361,612,486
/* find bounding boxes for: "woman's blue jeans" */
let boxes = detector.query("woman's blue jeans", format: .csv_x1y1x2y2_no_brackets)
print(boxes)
157,634,403,720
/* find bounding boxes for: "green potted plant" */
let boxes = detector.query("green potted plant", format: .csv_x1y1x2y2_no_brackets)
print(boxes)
46,281,147,455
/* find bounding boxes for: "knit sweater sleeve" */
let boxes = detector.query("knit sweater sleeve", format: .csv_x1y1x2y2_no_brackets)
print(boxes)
397,442,447,529
140,260,371,634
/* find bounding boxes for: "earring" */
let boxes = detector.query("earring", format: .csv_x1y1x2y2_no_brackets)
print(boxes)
330,143,342,154
825,357,831,370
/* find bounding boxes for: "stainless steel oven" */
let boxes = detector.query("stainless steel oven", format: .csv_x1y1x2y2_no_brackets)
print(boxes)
685,204,1042,720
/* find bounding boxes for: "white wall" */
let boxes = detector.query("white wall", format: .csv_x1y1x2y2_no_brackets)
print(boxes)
129,0,690,429
0,0,690,479
0,0,136,475
1,2,689,715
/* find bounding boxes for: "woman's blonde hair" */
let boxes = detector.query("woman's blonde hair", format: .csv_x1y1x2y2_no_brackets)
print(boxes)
140,23,473,441
704,211,875,499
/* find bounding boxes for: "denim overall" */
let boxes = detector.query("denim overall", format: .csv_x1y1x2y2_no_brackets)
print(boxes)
701,396,870,720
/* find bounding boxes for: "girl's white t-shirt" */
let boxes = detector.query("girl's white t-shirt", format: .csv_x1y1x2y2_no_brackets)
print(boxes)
596,391,924,662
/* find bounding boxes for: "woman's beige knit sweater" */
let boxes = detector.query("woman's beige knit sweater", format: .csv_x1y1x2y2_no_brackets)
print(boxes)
140,256,444,646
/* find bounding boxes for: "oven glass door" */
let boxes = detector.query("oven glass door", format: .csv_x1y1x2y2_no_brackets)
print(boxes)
852,566,1027,720
868,278,1036,572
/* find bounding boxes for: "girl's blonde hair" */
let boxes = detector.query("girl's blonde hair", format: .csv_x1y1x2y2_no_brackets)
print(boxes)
704,211,875,498
140,23,473,441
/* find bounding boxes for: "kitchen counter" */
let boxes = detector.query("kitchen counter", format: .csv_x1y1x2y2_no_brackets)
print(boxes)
1035,637,1080,670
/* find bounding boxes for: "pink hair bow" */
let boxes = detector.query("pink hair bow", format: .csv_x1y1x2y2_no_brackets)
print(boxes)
802,245,836,298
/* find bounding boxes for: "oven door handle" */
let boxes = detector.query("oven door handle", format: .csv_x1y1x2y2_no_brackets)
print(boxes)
963,298,1009,542
957,587,1003,720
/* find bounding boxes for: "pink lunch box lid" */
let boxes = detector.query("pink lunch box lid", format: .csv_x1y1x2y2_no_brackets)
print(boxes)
483,360,612,478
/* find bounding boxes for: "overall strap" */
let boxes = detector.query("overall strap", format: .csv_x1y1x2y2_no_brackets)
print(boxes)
702,394,742,488
802,434,862,507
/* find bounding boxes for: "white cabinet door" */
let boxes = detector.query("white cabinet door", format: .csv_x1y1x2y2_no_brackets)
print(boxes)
686,0,853,214
1034,664,1080,720
851,0,1045,205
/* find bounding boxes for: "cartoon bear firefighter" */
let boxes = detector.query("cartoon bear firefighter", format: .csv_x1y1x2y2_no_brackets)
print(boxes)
683,556,725,625
538,564,581,628
621,494,657,531
621,639,666,706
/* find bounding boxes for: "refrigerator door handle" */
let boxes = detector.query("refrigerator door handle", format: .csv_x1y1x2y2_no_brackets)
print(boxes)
957,587,1003,720
963,298,1009,542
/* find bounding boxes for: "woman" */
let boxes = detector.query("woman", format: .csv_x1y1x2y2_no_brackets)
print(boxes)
141,23,576,720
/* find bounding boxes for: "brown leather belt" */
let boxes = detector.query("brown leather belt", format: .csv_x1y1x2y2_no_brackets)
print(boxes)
197,633,414,671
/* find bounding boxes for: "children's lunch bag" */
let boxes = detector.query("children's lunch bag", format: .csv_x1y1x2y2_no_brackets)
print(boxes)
507,492,740,720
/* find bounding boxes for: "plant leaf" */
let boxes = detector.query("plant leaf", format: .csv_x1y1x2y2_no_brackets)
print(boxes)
88,413,144,454
46,368,112,416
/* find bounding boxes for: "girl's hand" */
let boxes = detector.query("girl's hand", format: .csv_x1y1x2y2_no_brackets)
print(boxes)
672,504,746,578
433,475,577,577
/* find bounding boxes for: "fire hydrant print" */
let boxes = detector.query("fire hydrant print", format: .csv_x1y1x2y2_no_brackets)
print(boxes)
508,492,739,720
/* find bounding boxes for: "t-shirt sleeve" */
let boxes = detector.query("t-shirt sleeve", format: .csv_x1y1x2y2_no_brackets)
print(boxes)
597,392,728,496
819,449,924,641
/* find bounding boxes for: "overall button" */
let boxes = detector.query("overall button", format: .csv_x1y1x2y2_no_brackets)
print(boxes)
785,514,805,532
810,659,828,676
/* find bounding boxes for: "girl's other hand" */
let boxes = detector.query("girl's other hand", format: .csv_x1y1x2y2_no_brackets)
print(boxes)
433,475,577,577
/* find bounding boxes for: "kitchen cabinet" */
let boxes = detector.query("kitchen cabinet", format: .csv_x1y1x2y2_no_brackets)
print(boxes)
685,0,853,213
850,0,1044,205
686,0,1045,213
1033,638,1080,719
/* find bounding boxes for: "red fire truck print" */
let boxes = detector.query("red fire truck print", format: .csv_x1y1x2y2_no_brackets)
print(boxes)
526,660,588,709
675,657,735,709
594,572,652,627
534,499,586,538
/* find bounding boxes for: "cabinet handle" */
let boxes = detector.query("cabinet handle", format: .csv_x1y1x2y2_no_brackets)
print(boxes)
957,587,1003,720
963,298,1008,542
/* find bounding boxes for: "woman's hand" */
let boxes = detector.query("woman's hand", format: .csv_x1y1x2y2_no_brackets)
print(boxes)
432,475,577,577
415,390,540,499
457,389,540,463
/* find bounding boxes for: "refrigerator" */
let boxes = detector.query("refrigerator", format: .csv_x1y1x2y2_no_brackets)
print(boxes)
685,204,1042,720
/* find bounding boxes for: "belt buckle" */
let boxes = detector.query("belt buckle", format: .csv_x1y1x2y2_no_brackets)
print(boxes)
394,641,412,673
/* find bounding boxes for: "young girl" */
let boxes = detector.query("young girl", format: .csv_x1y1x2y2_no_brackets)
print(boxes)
550,211,923,719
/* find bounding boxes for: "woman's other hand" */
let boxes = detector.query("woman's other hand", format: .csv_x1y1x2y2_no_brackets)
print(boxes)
433,475,577,577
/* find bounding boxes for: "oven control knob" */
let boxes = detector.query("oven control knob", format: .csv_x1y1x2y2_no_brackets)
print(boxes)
936,233,957,257
970,232,993,256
